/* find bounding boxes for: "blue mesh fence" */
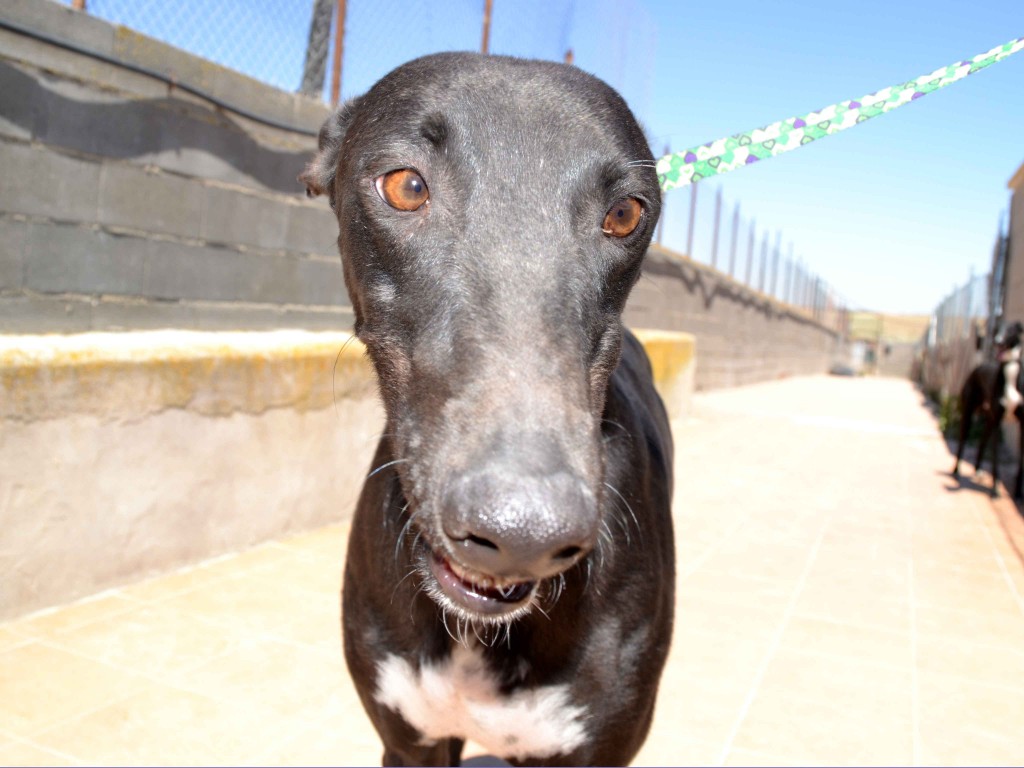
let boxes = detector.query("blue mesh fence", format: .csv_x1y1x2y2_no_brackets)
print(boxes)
61,0,655,123
64,0,844,327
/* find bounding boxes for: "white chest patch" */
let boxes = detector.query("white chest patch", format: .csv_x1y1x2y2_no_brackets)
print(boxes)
373,645,588,760
1003,359,1023,412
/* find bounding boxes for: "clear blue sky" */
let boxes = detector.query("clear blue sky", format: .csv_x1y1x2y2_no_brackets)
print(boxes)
641,0,1023,315
80,0,1023,315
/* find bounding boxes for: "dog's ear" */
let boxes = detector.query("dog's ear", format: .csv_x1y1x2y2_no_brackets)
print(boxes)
299,97,361,202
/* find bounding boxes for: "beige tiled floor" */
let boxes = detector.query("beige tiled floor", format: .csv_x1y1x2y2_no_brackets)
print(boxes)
3,376,1024,766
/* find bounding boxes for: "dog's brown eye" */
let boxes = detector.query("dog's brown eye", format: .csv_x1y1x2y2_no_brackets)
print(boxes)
602,198,643,237
376,169,429,211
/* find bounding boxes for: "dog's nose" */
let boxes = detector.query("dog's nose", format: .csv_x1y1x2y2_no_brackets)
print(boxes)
441,468,598,582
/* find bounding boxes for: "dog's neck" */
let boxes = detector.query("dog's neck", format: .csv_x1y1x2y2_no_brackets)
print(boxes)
999,345,1022,363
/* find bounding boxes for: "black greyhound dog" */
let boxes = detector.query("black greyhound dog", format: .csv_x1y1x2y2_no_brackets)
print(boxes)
301,54,675,766
952,320,1024,498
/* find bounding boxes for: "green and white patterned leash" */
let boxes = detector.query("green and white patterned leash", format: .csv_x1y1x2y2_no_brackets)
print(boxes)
657,37,1024,192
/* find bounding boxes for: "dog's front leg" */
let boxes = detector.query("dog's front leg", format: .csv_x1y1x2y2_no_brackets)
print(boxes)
382,738,464,768
990,415,1003,497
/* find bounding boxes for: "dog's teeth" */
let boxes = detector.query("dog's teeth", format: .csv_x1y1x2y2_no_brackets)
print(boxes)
443,555,530,596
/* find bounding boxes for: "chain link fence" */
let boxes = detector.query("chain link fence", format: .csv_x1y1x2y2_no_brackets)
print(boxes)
64,0,846,331
62,0,655,121
918,271,990,406
664,182,848,333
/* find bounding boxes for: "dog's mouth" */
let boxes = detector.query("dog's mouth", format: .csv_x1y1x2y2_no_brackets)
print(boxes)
423,545,539,621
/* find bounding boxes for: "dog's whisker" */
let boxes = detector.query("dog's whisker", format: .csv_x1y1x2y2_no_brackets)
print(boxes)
393,515,416,568
390,566,420,605
439,607,457,644
367,458,410,480
601,418,629,436
472,622,488,647
604,481,641,544
331,335,360,421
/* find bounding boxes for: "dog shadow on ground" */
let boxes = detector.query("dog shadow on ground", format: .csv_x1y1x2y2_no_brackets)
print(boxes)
939,468,1000,496
463,756,511,767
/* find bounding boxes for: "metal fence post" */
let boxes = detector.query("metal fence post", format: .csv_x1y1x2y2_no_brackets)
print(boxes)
729,203,739,278
758,232,768,293
329,0,347,104
770,231,781,298
686,183,698,259
710,187,722,269
783,244,793,304
481,0,493,54
745,219,755,285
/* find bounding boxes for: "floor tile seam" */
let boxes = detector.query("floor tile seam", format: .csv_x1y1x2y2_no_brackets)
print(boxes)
140,543,298,587
116,561,258,605
20,682,141,744
681,563,814,587
99,627,345,695
728,682,918,724
910,552,1022,577
677,516,754,581
726,737,918,768
910,591,1024,617
719,743,825,766
764,637,915,676
715,513,829,767
27,636,247,704
790,582,912,607
777,605,915,636
25,682,284,764
674,613,913,660
160,591,338,642
247,701,345,765
912,623,1024,656
29,629,331,702
40,595,245,648
270,547,347,567
3,732,85,766
1,592,143,639
145,561,334,615
913,665,1024,697
967,493,1024,618
37,625,260,687
246,570,343,600
0,634,33,656
909,596,1024,627
908,558,922,767
19,643,305,753
985,496,1024,576
909,556,1022,578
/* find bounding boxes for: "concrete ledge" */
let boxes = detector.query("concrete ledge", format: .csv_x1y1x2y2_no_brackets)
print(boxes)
0,330,375,422
0,328,694,620
633,328,696,420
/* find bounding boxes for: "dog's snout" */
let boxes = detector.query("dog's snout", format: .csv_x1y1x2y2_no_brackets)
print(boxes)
441,467,597,582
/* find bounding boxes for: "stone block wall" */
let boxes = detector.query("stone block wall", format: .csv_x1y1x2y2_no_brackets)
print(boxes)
0,0,349,333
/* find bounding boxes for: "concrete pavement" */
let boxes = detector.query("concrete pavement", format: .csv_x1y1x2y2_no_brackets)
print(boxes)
2,374,1023,765
635,374,1024,765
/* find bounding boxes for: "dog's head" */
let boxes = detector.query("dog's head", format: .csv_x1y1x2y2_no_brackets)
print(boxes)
303,53,661,624
997,321,1024,352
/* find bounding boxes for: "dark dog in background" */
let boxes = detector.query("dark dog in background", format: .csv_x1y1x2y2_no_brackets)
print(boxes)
301,53,675,766
952,320,1024,498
